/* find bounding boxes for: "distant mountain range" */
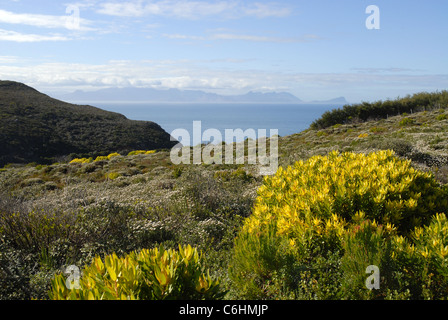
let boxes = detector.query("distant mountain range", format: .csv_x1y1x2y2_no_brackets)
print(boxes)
56,87,348,104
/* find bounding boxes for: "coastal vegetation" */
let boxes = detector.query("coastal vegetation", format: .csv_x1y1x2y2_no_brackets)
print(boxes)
1,85,448,300
310,90,448,130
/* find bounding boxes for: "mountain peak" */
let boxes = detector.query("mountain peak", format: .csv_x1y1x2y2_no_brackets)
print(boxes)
0,80,39,92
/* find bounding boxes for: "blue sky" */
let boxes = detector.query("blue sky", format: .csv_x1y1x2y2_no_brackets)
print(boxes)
0,0,447,102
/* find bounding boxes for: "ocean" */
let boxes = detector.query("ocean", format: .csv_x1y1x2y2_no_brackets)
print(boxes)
93,102,342,145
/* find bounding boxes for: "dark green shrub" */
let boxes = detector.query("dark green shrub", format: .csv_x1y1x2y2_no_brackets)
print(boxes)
340,219,395,299
399,117,415,127
310,91,448,129
0,209,73,253
172,166,183,178
392,213,448,299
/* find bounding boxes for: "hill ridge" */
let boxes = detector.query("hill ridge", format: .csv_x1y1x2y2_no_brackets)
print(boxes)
0,80,176,166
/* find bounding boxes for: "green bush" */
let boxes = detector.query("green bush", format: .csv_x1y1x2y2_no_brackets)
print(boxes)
399,117,415,127
106,172,121,180
391,213,448,299
172,166,183,178
229,222,298,299
340,218,395,299
370,126,386,134
0,209,73,253
49,244,223,300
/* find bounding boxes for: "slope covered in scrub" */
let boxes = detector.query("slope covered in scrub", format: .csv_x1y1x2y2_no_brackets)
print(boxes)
0,80,176,166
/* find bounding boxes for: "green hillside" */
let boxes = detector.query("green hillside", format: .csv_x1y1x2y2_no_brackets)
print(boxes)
310,90,448,129
279,101,448,183
0,80,176,166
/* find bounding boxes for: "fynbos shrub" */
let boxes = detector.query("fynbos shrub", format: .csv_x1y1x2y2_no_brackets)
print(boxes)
230,150,448,299
49,244,223,300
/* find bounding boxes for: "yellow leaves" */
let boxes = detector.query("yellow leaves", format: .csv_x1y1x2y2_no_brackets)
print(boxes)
406,198,418,209
357,180,370,196
252,150,417,236
385,223,397,234
154,263,170,286
358,133,369,138
420,248,430,258
87,291,95,300
385,199,404,212
179,244,199,271
264,190,275,199
373,193,385,204
69,150,157,165
290,180,299,193
241,149,448,290
312,217,321,228
276,193,283,202
49,244,220,300
439,245,448,258
106,172,121,180
94,155,109,162
413,227,424,240
104,253,119,281
276,217,290,235
289,238,296,247
195,274,209,293
69,157,92,164
128,150,156,156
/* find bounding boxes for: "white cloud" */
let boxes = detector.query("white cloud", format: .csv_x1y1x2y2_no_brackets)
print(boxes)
162,32,322,43
243,2,291,18
96,0,291,19
210,33,320,43
96,0,237,19
0,29,69,42
0,9,66,28
162,33,206,40
0,55,20,63
0,9,94,31
96,1,147,17
351,67,425,74
2,59,447,102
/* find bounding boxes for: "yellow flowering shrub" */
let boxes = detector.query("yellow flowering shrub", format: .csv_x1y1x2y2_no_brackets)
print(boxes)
128,150,156,156
49,245,222,300
404,213,448,298
94,155,109,162
94,153,121,161
230,150,448,299
413,213,448,262
69,157,93,164
106,172,121,180
245,150,446,237
107,152,121,159
70,151,153,165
